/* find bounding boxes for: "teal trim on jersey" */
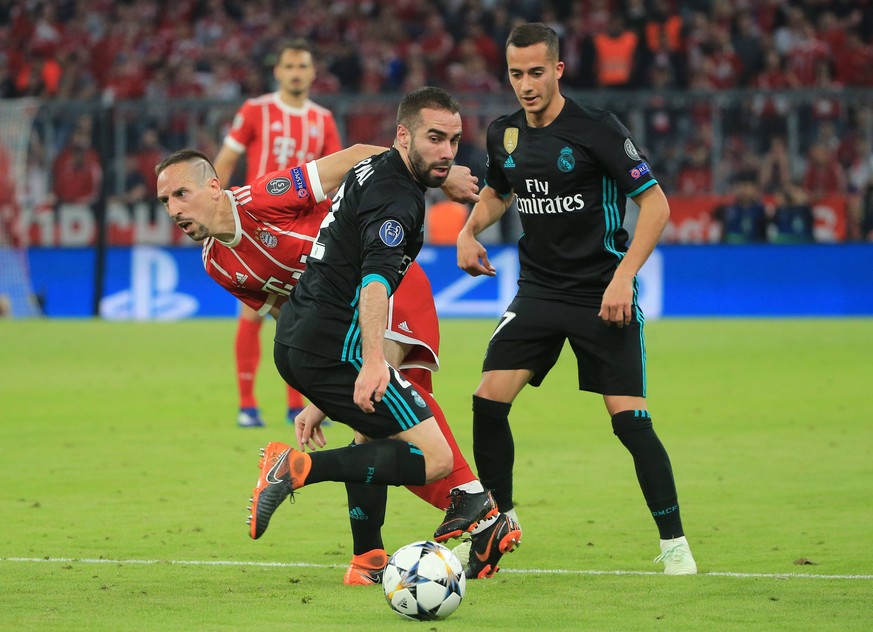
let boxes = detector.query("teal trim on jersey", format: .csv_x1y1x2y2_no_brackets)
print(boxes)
635,304,647,398
627,178,658,199
341,308,362,362
342,285,363,362
601,177,625,262
361,273,391,294
409,444,423,456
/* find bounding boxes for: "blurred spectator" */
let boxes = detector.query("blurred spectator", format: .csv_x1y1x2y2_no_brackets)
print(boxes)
675,145,712,196
593,14,638,89
644,0,685,86
0,57,17,98
132,128,166,194
833,29,873,87
713,178,768,243
758,136,794,195
109,153,148,205
847,180,873,241
715,134,761,193
52,124,103,205
769,182,815,243
802,142,847,198
702,28,742,90
55,49,99,100
750,48,792,141
732,10,764,87
426,200,468,245
847,138,873,194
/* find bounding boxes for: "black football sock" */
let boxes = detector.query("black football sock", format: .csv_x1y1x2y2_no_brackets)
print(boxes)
612,410,684,540
308,439,426,486
472,395,514,511
345,482,387,555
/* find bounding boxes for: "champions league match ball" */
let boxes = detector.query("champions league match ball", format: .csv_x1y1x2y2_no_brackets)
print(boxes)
382,540,466,621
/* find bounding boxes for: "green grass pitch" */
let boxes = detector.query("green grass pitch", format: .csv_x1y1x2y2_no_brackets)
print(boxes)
2,318,872,630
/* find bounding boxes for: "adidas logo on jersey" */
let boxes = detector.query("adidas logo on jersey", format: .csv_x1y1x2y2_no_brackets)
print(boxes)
235,272,248,286
398,321,412,333
270,121,283,132
504,155,516,168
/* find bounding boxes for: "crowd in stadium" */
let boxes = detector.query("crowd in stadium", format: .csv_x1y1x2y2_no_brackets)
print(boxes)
2,0,873,99
2,0,873,241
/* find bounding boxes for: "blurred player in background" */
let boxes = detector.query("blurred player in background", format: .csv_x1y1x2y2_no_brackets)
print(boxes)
457,23,697,575
214,38,342,428
155,138,518,582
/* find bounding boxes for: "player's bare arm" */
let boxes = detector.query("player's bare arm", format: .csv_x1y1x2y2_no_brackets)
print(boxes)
313,144,388,192
353,280,391,413
457,185,514,277
599,184,670,327
213,144,242,185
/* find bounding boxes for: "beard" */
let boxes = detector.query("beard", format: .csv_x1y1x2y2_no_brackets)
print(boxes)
408,141,452,188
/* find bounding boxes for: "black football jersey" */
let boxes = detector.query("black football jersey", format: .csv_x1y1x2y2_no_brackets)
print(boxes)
485,97,658,304
275,148,425,362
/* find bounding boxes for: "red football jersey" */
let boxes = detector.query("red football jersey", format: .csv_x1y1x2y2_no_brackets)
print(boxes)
202,161,329,315
223,93,343,182
201,161,441,385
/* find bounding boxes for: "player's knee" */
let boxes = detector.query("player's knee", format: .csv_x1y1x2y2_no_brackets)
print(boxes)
424,444,453,483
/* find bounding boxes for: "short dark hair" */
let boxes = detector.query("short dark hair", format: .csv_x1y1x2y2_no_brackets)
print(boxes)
396,86,460,130
276,38,313,59
155,149,217,181
506,22,560,60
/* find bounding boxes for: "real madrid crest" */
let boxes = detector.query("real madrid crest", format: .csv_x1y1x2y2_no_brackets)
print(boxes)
557,147,575,172
503,127,519,154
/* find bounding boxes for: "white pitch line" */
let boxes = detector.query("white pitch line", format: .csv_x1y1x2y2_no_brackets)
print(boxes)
2,557,871,580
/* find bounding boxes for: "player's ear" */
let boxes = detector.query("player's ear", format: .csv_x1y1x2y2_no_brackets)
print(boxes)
396,124,410,149
555,60,565,80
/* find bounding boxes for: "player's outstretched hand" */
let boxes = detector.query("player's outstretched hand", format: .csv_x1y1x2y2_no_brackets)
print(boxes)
441,165,480,203
295,404,327,452
457,231,496,277
354,360,389,413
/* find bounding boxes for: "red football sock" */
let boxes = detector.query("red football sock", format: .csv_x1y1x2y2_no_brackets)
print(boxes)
235,316,261,409
404,386,477,510
286,384,305,410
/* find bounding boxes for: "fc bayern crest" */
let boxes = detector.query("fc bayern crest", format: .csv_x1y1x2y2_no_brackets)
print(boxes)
258,230,278,248
557,147,575,172
379,220,404,247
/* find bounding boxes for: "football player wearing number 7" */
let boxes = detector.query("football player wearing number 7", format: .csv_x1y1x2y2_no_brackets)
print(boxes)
456,23,697,575
155,88,520,583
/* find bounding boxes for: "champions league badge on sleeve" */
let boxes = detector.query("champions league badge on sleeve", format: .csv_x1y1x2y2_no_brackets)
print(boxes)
379,219,405,247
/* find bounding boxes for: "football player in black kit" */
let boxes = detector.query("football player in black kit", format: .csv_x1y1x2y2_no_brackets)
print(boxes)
456,23,698,575
247,87,509,570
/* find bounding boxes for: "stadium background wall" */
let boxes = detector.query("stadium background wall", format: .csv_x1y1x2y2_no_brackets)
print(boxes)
25,244,873,319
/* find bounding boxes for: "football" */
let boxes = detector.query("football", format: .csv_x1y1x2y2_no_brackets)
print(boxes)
382,540,466,621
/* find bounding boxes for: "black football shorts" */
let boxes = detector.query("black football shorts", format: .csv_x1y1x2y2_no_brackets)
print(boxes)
274,343,434,439
481,294,647,396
